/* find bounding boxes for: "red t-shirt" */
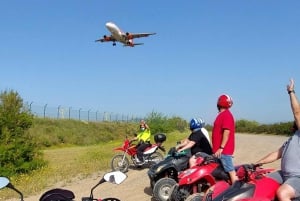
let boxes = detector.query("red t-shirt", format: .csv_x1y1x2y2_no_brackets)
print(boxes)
212,109,235,155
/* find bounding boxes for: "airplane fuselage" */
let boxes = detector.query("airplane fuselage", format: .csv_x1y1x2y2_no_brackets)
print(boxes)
105,22,131,45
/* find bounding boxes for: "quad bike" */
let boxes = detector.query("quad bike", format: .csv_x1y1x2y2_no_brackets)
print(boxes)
168,152,232,201
147,146,190,201
199,163,300,201
0,171,127,201
111,133,166,173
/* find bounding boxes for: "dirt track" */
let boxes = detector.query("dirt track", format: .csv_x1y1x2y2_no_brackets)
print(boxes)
7,133,288,201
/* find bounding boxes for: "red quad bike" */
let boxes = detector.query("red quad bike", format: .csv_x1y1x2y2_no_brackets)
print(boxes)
0,171,127,201
167,152,232,201
199,163,300,201
111,133,166,173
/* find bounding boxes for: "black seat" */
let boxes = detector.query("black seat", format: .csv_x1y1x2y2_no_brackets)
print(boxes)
39,188,75,201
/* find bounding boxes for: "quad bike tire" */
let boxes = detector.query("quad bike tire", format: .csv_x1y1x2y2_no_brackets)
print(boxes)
153,178,177,201
110,154,130,173
185,193,203,201
169,184,191,201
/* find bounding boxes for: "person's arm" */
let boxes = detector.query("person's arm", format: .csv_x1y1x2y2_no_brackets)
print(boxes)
144,123,150,130
214,129,230,158
130,136,138,143
287,79,300,129
177,140,195,152
256,147,283,164
220,129,230,149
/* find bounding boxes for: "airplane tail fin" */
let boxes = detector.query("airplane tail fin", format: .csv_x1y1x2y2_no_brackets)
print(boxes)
123,43,144,47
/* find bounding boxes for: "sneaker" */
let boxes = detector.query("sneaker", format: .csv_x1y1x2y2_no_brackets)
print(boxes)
137,161,145,165
135,158,145,165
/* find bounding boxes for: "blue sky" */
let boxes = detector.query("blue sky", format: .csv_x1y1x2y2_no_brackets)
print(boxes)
1,1,300,124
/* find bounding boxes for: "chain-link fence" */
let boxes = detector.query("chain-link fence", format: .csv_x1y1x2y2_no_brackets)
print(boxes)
26,102,143,123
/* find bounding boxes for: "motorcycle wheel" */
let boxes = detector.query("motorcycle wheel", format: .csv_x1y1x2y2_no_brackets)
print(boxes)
111,154,129,173
153,178,177,201
185,193,203,201
149,152,164,166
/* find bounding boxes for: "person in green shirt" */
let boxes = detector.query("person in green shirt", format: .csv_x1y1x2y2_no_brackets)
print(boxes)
131,120,151,164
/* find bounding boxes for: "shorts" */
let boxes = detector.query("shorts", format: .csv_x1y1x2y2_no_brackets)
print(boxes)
220,154,235,172
267,171,300,197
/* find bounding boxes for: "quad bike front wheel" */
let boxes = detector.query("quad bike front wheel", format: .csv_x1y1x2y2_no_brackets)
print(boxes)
185,193,203,201
153,178,177,201
111,154,130,173
169,184,191,201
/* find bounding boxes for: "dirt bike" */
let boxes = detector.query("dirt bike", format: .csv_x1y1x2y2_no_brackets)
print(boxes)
147,146,190,201
0,171,127,201
199,163,300,201
168,152,232,201
111,133,166,173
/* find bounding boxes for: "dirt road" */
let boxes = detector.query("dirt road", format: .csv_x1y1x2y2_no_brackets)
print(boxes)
7,133,287,201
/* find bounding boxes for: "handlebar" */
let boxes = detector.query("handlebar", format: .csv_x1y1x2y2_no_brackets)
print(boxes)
236,163,267,181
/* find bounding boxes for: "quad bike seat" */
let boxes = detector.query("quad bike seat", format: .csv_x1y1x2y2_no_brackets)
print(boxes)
39,188,75,201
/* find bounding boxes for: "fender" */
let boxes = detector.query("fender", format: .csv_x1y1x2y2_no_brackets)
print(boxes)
178,163,219,185
153,157,186,177
113,147,126,152
208,180,231,200
250,177,279,199
144,144,159,154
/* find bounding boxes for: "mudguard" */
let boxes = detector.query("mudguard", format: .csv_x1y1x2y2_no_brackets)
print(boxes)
113,147,126,152
148,154,189,181
144,144,159,154
178,163,219,185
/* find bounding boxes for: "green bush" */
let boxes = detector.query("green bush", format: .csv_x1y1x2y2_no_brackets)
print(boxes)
0,90,45,176
235,119,294,136
145,111,187,134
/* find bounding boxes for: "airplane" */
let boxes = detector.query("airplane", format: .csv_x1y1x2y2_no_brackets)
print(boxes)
95,22,156,47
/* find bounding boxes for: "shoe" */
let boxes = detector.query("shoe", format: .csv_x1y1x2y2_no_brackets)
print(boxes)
135,158,145,165
136,161,145,165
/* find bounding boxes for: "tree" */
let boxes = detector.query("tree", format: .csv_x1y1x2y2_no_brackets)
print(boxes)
0,90,45,176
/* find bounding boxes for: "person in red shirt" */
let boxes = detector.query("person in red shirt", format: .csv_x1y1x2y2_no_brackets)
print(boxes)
212,94,237,184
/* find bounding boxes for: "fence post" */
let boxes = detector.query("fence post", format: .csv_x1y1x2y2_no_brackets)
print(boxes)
57,105,61,119
43,104,48,118
88,109,91,122
29,101,33,111
69,107,72,120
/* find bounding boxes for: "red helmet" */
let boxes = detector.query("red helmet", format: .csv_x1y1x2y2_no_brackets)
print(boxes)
217,94,233,108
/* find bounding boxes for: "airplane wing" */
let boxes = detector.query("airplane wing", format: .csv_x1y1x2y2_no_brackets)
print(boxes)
123,43,144,47
95,35,116,42
124,32,156,39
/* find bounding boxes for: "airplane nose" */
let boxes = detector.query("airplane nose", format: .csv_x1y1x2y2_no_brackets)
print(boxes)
106,22,114,28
